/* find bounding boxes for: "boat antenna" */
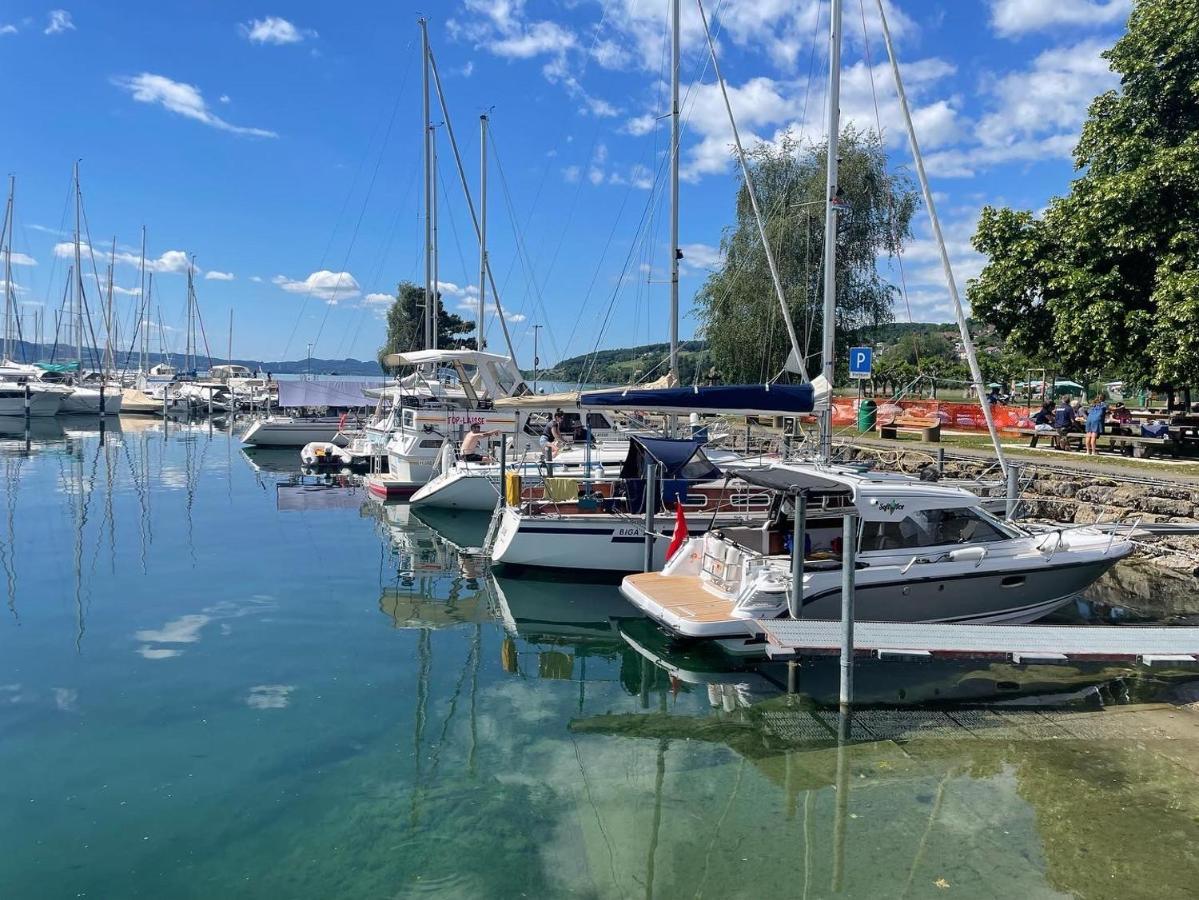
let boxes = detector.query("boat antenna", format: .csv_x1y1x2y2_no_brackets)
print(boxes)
872,0,1008,478
695,0,808,384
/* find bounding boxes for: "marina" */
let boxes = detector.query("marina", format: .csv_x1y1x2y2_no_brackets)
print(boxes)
4,0,1199,896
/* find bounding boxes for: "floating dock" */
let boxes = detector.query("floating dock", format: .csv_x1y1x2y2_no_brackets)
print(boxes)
755,619,1199,664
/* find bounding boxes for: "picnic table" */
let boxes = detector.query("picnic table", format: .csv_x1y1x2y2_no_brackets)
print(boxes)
1018,425,1177,458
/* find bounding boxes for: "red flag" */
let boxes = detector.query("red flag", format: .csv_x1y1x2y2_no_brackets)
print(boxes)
665,500,689,561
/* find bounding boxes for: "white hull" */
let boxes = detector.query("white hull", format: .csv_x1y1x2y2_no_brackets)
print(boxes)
241,418,346,447
0,386,67,417
59,386,123,415
490,505,748,572
411,469,505,510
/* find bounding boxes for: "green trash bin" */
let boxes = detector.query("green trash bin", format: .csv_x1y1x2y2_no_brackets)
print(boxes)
857,398,877,433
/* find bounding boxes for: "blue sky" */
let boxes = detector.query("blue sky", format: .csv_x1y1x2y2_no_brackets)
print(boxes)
0,1,1130,367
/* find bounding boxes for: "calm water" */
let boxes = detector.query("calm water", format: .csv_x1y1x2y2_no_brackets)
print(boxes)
2,416,1198,899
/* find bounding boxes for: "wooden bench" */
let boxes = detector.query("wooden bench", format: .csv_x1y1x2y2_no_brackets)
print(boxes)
878,415,941,443
1017,428,1176,458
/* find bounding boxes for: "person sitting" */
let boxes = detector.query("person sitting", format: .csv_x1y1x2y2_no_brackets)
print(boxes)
1032,400,1055,427
1085,393,1108,456
1053,396,1075,450
459,423,499,463
1110,402,1132,429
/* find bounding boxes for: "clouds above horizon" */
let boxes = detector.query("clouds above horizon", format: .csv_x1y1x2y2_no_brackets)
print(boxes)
113,73,277,138
988,0,1131,38
273,270,360,303
240,16,316,46
53,242,194,274
44,10,74,36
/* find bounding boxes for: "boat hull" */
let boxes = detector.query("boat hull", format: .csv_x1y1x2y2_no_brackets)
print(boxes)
241,419,346,447
59,386,123,415
0,387,65,417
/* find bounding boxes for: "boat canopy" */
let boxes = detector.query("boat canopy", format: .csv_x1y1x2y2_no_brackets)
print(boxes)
619,435,722,481
581,382,823,416
35,361,79,373
277,379,382,408
735,465,854,496
382,349,515,368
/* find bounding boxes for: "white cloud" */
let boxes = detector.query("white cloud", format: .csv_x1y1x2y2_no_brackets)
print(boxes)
249,275,263,283
273,270,360,303
1,24,17,36
679,242,724,273
44,10,74,35
113,73,277,138
561,165,580,183
53,242,193,274
989,0,1130,37
9,252,36,266
925,39,1116,178
205,270,234,281
240,16,314,45
460,61,474,78
623,113,657,136
218,94,231,104
507,312,527,323
363,292,392,306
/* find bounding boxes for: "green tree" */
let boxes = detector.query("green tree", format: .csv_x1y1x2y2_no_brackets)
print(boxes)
694,127,917,384
968,0,1199,389
378,281,476,366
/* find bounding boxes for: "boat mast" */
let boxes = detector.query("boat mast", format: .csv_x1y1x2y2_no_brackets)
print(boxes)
2,175,13,362
186,256,195,373
228,307,233,366
818,0,843,463
431,123,439,350
73,161,84,367
668,0,680,385
420,17,433,351
477,113,487,350
105,237,116,375
138,226,147,372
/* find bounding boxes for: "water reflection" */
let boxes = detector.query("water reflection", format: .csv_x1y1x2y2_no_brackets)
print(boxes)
0,424,1198,898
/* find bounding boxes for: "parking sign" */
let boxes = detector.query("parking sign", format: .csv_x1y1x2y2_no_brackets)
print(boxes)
849,346,872,379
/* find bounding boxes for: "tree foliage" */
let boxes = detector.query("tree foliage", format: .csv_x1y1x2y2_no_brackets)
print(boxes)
378,281,476,366
968,0,1199,388
694,128,917,384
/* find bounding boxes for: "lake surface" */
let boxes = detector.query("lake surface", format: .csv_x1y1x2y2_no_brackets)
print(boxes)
2,417,1198,898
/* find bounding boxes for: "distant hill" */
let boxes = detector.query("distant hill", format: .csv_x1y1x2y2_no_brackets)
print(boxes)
1,340,384,376
528,340,711,386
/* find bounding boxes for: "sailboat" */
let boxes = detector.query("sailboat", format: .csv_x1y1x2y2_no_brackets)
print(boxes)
617,0,1134,648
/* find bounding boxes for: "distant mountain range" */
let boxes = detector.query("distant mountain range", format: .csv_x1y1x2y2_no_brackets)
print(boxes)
1,340,384,376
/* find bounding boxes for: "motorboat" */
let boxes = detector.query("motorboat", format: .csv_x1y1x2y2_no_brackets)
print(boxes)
620,461,1134,654
0,377,72,416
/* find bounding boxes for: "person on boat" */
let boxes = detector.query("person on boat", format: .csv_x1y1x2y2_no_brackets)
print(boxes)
1085,392,1108,456
460,423,500,463
539,411,564,459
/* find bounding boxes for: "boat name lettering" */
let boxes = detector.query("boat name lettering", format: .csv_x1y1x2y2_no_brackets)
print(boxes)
446,414,488,425
613,526,643,539
878,500,905,514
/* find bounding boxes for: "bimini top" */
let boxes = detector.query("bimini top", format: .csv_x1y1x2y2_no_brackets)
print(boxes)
620,435,723,481
737,462,984,521
581,382,825,417
382,349,516,368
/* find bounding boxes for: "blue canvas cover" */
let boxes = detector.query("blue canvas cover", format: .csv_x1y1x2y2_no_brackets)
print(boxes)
582,383,816,416
620,436,722,514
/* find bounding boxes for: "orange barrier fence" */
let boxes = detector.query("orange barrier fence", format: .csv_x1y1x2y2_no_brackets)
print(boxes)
830,398,1031,432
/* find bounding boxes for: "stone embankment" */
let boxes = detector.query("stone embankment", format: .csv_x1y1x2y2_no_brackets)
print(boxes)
843,445,1199,573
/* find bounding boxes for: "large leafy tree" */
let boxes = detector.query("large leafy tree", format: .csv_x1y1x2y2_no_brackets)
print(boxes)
694,128,917,384
378,281,476,366
968,0,1199,388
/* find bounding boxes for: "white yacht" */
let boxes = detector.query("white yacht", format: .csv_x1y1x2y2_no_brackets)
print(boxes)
0,378,72,416
621,461,1134,653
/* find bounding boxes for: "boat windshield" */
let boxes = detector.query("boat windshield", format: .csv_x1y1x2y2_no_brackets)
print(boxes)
859,506,1019,553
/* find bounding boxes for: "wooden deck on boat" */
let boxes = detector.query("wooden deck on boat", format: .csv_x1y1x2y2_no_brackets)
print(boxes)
623,573,739,624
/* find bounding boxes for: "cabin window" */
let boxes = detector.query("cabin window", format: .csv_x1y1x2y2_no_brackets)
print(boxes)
587,413,611,430
419,439,443,449
859,508,1012,552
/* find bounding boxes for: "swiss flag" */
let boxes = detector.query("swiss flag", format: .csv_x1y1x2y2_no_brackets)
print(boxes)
665,500,689,561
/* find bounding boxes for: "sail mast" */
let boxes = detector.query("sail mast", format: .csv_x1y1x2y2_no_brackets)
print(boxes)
2,175,13,362
420,17,433,351
74,161,84,367
138,226,147,372
477,113,487,350
431,124,439,350
668,0,680,384
818,0,843,463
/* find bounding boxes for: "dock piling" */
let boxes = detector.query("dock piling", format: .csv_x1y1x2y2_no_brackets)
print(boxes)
643,462,658,573
1005,462,1021,521
839,513,857,708
788,490,807,619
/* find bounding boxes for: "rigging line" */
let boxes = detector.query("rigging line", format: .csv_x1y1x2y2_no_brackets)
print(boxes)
426,49,517,361
282,40,415,360
487,130,562,361
310,78,408,354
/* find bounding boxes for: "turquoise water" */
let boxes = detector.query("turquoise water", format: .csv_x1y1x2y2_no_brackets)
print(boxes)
2,418,1198,898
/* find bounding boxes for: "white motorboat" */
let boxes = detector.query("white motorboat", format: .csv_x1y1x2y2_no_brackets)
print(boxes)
0,379,72,416
57,382,124,415
620,461,1134,653
242,415,351,448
